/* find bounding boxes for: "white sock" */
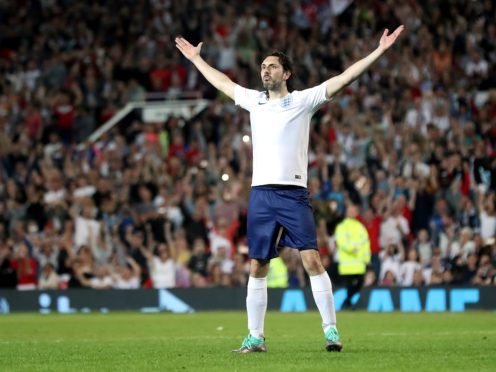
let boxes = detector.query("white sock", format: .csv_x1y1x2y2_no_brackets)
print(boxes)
310,272,336,334
246,276,267,339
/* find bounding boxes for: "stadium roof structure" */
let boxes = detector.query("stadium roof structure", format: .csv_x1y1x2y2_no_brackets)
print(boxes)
77,98,210,150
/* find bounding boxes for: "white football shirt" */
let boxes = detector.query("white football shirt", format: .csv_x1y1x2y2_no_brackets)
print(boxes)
235,82,329,187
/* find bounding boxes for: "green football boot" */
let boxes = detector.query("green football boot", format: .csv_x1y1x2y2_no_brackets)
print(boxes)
325,327,343,352
232,334,267,353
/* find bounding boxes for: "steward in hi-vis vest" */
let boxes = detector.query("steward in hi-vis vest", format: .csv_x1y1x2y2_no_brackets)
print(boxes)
267,257,288,288
335,204,371,309
335,218,371,275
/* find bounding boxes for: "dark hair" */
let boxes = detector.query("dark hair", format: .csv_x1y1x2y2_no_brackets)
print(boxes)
265,50,293,91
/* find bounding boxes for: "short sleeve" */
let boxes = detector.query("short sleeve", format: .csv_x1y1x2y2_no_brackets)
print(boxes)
234,84,263,111
297,82,330,114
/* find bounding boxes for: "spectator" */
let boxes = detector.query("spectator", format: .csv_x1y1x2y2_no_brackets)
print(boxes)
379,244,402,284
266,255,288,288
11,243,38,290
0,243,16,288
208,245,234,277
462,254,480,284
442,269,454,286
73,198,101,250
473,254,495,285
335,204,371,308
478,191,496,242
142,242,177,289
38,263,60,290
231,253,249,287
208,217,237,257
208,262,224,287
112,256,142,289
358,207,382,279
458,227,477,259
173,232,192,267
188,238,210,278
363,269,377,288
380,198,410,250
458,196,479,230
414,229,433,266
79,265,113,289
33,240,58,272
411,269,425,287
381,270,397,287
423,252,446,286
399,249,422,286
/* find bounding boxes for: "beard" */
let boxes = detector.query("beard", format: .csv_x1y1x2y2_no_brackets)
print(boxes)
262,78,282,91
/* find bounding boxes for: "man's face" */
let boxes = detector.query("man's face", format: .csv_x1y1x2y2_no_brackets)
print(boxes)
260,56,289,91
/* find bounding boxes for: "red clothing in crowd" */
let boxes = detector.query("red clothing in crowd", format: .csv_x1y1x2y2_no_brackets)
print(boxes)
26,109,43,140
150,65,187,92
11,258,38,286
461,169,471,196
402,205,412,228
401,205,414,242
53,104,75,130
358,214,382,255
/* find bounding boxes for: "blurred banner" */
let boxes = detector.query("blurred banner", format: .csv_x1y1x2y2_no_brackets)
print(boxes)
0,287,494,314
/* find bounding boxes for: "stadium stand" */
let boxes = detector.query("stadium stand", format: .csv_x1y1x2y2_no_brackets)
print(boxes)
0,0,495,290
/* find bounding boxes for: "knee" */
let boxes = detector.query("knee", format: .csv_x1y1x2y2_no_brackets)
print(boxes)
305,263,323,276
250,259,270,277
301,254,324,276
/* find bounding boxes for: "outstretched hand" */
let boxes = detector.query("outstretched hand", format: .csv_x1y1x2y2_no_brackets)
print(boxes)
378,25,404,52
175,37,203,61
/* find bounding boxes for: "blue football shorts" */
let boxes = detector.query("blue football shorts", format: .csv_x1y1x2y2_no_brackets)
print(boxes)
247,185,318,260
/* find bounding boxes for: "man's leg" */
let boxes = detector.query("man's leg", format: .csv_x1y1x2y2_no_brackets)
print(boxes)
246,259,270,338
343,275,353,309
233,259,269,353
300,249,342,352
371,253,381,282
341,275,354,309
345,274,364,309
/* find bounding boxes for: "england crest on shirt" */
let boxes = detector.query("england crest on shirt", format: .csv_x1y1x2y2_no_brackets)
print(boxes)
280,95,293,108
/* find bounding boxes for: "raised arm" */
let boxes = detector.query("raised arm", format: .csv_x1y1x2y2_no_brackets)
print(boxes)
325,26,404,99
175,37,236,100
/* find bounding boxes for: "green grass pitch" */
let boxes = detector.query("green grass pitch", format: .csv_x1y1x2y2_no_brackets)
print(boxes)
1,311,495,371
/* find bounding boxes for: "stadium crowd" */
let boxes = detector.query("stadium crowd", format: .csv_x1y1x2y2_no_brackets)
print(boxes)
0,0,495,291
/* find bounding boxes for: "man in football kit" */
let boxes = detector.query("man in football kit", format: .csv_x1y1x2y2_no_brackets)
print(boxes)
175,25,404,353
